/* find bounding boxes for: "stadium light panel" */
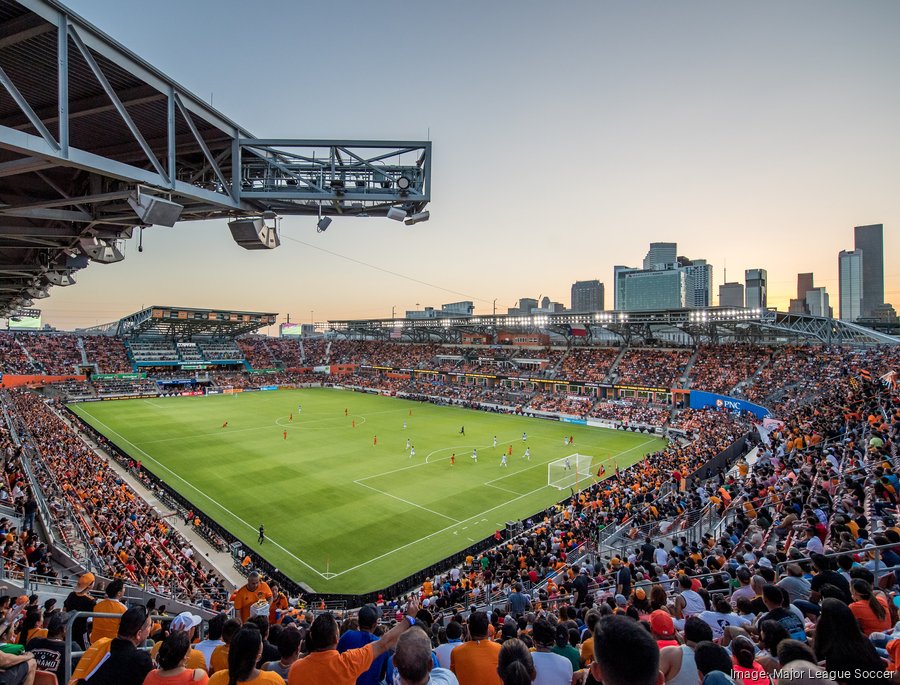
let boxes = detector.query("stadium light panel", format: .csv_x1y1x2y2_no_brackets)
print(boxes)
386,207,407,222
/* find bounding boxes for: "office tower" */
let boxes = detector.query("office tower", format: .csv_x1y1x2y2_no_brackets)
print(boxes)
838,249,864,322
745,269,767,310
805,287,830,318
642,242,677,270
570,280,605,312
682,259,713,307
617,269,689,311
719,282,745,308
854,224,884,318
797,273,814,301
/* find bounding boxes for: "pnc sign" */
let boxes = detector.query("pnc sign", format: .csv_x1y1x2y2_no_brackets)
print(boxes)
692,390,769,418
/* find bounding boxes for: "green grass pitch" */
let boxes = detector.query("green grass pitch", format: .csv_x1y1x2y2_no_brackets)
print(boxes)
69,388,665,594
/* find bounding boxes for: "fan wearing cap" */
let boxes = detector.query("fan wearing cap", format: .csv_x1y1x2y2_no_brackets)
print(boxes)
335,604,389,685
63,572,97,648
649,610,679,649
150,612,208,671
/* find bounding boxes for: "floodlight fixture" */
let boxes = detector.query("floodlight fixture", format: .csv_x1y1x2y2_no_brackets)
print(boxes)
317,216,332,233
404,211,430,226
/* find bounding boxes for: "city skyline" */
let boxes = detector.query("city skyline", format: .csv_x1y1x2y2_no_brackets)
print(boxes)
19,0,900,333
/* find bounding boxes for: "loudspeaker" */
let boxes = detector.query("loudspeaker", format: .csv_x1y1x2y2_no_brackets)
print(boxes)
128,193,184,227
386,207,407,222
45,271,76,286
228,219,280,250
79,237,125,264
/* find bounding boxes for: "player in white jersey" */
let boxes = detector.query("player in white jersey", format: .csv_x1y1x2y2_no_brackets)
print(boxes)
403,420,407,430
524,447,531,461
493,435,498,448
500,454,508,467
564,456,571,470
409,446,416,459
298,404,302,412
522,432,527,442
564,436,570,446
472,448,478,462
406,438,410,450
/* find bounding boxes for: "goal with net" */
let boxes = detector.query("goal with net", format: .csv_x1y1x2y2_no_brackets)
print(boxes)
547,453,593,490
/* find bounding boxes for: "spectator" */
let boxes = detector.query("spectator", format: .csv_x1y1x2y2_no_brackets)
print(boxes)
262,626,302,680
287,597,419,685
194,614,226,670
82,605,154,685
393,625,458,685
336,604,388,685
207,627,280,685
694,641,738,685
590,615,662,685
497,639,535,685
92,579,127,643
434,620,463,670
64,572,97,648
144,631,209,685
450,612,502,685
529,618,572,684
231,573,272,624
25,611,66,684
210,619,242,675
813,598,886,680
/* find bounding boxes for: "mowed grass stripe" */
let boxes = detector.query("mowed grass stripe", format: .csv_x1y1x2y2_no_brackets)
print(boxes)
69,388,664,594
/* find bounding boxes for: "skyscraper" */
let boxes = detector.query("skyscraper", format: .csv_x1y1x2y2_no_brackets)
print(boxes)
854,224,884,318
838,249,864,322
745,269,767,310
642,242,677,270
682,259,713,308
805,287,831,318
797,273,814,301
719,282,745,307
570,280,605,312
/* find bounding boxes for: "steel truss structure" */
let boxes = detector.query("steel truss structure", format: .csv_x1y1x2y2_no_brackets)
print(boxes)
0,0,430,313
327,308,899,346
113,306,276,340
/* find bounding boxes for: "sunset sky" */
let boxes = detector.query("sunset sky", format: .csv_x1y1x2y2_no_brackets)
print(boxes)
34,1,900,333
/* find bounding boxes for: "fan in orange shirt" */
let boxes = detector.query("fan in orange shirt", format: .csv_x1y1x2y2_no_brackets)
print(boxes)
230,572,273,623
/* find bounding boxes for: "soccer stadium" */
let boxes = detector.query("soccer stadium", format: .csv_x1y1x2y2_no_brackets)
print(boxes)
0,2,899,685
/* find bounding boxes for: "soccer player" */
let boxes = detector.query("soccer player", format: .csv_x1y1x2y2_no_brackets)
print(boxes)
403,420,407,430
597,464,606,478
352,419,356,428
471,448,477,463
258,524,265,544
569,435,574,445
564,436,569,446
409,446,416,459
493,435,497,448
507,445,513,457
408,409,412,417
564,456,571,470
500,454,507,468
344,408,348,416
283,430,287,440
406,438,411,450
297,404,302,412
221,421,228,428
459,426,465,435
524,447,530,461
522,432,527,442
450,453,455,466
289,413,293,423
373,435,377,446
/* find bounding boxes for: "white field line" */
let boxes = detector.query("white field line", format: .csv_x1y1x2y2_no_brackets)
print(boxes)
352,480,461,524
73,406,331,580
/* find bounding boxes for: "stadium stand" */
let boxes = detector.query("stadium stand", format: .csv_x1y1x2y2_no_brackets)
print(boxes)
82,335,133,373
0,330,896,685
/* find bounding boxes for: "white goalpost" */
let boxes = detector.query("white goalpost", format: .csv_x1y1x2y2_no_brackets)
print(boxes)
548,453,593,490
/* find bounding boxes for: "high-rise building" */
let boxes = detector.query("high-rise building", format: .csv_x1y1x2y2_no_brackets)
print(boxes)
682,259,713,308
570,280,605,312
838,249,864,322
854,224,884,318
745,269,767,310
617,269,689,311
613,266,635,310
719,282,745,308
797,273,814,301
642,242,677,270
805,287,831,318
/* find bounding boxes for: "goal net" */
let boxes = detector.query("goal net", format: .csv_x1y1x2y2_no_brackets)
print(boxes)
548,453,593,490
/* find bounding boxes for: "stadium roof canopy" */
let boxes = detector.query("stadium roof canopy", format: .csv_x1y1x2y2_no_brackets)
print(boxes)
0,0,431,315
327,307,900,346
99,305,277,340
